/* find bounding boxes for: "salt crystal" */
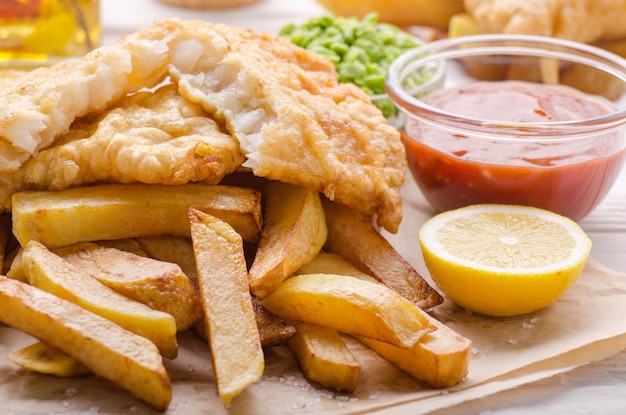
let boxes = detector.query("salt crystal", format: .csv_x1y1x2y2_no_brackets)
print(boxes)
291,395,306,409
64,387,78,397
472,347,479,355
508,338,518,345
369,391,380,400
522,322,535,329
530,317,541,324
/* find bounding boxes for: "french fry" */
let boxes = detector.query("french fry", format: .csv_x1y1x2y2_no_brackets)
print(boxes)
560,62,626,100
322,199,444,309
288,321,360,393
248,181,327,299
52,241,202,332
5,248,27,282
252,297,296,347
358,314,472,389
7,342,91,378
11,183,263,248
0,213,10,267
194,296,296,348
188,208,264,405
294,251,378,283
295,251,470,387
0,276,172,411
136,236,199,283
21,241,179,359
97,238,149,256
262,273,435,349
192,296,297,348
135,234,296,347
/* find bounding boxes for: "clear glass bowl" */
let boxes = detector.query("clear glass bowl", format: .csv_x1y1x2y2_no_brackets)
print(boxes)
386,34,626,221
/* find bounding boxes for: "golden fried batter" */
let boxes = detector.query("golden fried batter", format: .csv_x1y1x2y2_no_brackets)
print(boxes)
165,20,406,233
0,84,244,211
0,45,171,173
0,18,405,232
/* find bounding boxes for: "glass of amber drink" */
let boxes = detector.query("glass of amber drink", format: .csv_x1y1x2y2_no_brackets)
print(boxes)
386,34,626,221
0,0,100,69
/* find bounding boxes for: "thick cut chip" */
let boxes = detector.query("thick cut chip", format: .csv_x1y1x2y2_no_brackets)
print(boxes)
294,251,378,283
22,241,179,359
11,183,263,248
0,83,245,211
0,276,172,411
262,273,435,349
251,297,296,347
323,199,443,309
6,249,27,282
97,238,148,256
0,213,10,267
248,181,327,299
136,235,295,347
288,321,360,393
53,242,203,331
7,342,91,378
358,314,472,388
136,236,199,283
193,296,296,348
3,246,20,278
189,208,264,405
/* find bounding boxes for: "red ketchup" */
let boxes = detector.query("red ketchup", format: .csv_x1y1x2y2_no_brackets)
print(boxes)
401,81,626,221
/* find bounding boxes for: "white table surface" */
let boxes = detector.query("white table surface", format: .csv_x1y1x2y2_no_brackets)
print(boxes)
100,0,626,413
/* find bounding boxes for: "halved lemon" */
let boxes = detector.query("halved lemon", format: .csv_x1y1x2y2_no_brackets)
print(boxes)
419,204,592,317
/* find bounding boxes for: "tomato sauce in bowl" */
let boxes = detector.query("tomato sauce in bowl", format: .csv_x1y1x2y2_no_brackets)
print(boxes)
386,34,626,221
401,81,626,221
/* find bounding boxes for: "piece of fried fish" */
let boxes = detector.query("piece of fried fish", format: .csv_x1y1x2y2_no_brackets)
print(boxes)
0,83,244,211
0,18,405,232
465,0,626,44
164,20,406,233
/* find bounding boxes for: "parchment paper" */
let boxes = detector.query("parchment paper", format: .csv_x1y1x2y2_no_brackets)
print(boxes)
3,175,626,415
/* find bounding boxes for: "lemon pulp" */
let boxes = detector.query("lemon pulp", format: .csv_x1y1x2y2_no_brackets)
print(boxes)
419,204,592,317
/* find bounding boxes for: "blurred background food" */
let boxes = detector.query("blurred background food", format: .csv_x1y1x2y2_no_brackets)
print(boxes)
314,0,626,59
0,0,100,68
462,0,626,46
280,13,425,120
449,1,626,59
315,0,464,29
156,0,261,7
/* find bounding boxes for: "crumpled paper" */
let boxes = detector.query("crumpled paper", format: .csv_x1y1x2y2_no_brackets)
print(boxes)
3,176,626,415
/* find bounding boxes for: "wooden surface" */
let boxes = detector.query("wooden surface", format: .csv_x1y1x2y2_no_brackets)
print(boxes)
99,1,626,413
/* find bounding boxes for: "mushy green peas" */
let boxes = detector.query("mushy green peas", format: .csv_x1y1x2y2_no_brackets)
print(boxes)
280,13,423,118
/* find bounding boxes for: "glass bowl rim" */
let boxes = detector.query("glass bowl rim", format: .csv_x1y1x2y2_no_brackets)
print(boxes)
385,33,626,138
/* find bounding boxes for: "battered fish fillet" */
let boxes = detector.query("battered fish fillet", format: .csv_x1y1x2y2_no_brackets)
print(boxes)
465,0,626,44
0,83,244,211
164,20,406,233
0,42,172,173
0,18,405,232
